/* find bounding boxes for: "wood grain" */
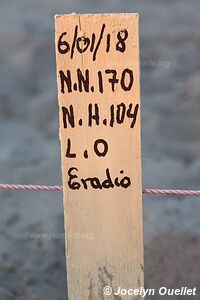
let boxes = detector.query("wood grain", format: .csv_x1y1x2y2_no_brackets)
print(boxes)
55,13,143,299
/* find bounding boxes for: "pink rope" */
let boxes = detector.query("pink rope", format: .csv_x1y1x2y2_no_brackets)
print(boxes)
0,184,62,192
143,189,200,196
0,184,199,196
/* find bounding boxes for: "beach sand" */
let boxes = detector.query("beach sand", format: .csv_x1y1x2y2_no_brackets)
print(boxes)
0,1,200,299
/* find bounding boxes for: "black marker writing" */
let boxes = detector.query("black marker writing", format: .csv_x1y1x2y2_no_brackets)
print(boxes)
57,25,129,61
68,167,131,190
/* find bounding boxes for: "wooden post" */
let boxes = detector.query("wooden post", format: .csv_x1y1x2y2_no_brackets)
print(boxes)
55,13,143,299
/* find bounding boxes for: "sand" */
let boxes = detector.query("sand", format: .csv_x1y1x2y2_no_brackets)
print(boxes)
0,0,200,299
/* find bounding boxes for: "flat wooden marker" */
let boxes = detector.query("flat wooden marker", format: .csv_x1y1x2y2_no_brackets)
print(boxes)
55,13,143,299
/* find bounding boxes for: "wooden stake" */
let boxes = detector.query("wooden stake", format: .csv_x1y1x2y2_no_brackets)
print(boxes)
55,13,143,299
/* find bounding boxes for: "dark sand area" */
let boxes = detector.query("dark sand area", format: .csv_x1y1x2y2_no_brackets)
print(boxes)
0,0,200,299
